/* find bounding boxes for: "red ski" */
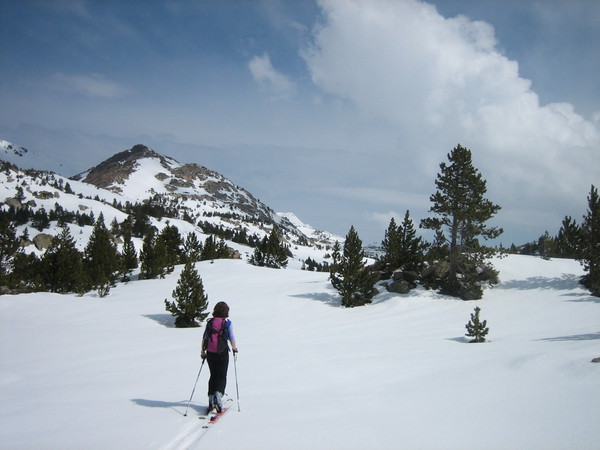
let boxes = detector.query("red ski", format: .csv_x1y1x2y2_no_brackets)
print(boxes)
200,398,233,428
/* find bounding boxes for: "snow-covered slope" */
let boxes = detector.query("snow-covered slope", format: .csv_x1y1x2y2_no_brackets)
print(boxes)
277,211,341,246
1,140,341,263
1,139,34,168
71,143,342,249
1,255,598,449
0,138,59,172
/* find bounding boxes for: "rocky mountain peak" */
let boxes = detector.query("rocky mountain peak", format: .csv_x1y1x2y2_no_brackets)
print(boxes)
71,144,275,223
71,144,177,190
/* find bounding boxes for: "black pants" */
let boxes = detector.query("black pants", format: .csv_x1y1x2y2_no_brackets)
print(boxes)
206,351,229,396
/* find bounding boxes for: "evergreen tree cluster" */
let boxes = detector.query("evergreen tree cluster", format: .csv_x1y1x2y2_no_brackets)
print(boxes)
329,144,503,305
381,210,427,273
199,220,261,247
508,185,599,296
2,213,125,296
138,226,233,279
302,257,329,272
330,145,597,305
250,229,290,269
1,203,96,231
0,210,237,295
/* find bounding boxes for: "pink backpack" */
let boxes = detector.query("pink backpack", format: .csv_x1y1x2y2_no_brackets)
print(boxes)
204,318,228,353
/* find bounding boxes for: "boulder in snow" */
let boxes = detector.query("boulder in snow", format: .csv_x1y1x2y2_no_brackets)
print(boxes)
33,233,54,250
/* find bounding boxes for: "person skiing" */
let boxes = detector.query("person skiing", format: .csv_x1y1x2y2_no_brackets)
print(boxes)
201,301,238,414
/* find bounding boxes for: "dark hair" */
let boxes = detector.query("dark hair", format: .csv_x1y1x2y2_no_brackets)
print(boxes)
213,301,230,318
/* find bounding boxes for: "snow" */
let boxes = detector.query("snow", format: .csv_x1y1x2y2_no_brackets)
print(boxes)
277,211,342,245
1,255,599,450
0,138,57,173
114,157,179,200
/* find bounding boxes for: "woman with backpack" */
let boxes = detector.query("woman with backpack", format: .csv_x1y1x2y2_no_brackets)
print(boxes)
201,301,238,414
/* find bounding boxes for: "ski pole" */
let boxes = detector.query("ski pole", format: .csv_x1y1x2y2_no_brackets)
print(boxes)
183,358,205,417
233,351,241,412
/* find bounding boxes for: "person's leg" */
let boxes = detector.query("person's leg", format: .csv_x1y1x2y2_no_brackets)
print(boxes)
213,351,229,395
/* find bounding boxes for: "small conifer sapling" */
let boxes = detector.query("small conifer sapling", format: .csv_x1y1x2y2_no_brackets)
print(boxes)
465,306,489,343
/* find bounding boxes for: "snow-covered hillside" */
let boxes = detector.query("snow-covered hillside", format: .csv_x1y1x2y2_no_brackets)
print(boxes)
1,255,598,450
1,139,32,166
1,144,341,264
0,138,60,173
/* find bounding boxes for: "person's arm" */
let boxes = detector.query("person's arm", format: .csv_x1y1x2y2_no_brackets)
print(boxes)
201,338,207,359
201,329,208,359
228,321,238,353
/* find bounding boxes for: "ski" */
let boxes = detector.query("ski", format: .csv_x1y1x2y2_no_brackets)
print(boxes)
199,397,233,428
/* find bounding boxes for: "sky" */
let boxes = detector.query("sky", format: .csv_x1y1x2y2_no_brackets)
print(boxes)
1,0,598,246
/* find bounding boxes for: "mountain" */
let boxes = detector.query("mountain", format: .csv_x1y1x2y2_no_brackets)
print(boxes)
70,144,341,248
1,140,341,260
72,144,274,221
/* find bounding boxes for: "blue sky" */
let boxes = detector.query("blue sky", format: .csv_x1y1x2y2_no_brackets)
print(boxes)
1,0,598,246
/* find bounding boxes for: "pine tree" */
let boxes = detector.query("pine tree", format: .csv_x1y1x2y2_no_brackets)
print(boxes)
465,306,489,343
121,229,138,278
250,229,289,268
154,236,169,278
426,229,449,263
84,213,120,294
110,217,120,237
32,208,50,231
537,231,555,260
330,240,341,274
10,251,41,289
139,228,167,279
15,186,25,202
183,232,203,262
381,217,401,269
41,226,86,293
330,226,378,307
201,235,219,261
158,224,183,273
555,216,582,259
579,185,600,296
216,238,230,259
397,210,426,272
165,262,209,328
421,144,502,299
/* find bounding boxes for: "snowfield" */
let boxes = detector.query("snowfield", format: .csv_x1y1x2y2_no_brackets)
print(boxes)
1,255,599,450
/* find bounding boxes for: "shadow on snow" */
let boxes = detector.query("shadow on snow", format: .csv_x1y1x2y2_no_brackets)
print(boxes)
290,292,341,307
143,314,176,328
498,274,581,291
130,398,206,416
536,332,600,342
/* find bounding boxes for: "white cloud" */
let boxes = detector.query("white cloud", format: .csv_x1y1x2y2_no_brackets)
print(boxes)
248,53,296,99
51,73,130,98
302,0,600,239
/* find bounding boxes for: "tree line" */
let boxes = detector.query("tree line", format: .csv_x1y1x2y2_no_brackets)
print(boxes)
0,209,240,296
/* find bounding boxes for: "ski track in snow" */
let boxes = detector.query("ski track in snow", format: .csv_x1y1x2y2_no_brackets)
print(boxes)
163,397,234,449
164,420,208,450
